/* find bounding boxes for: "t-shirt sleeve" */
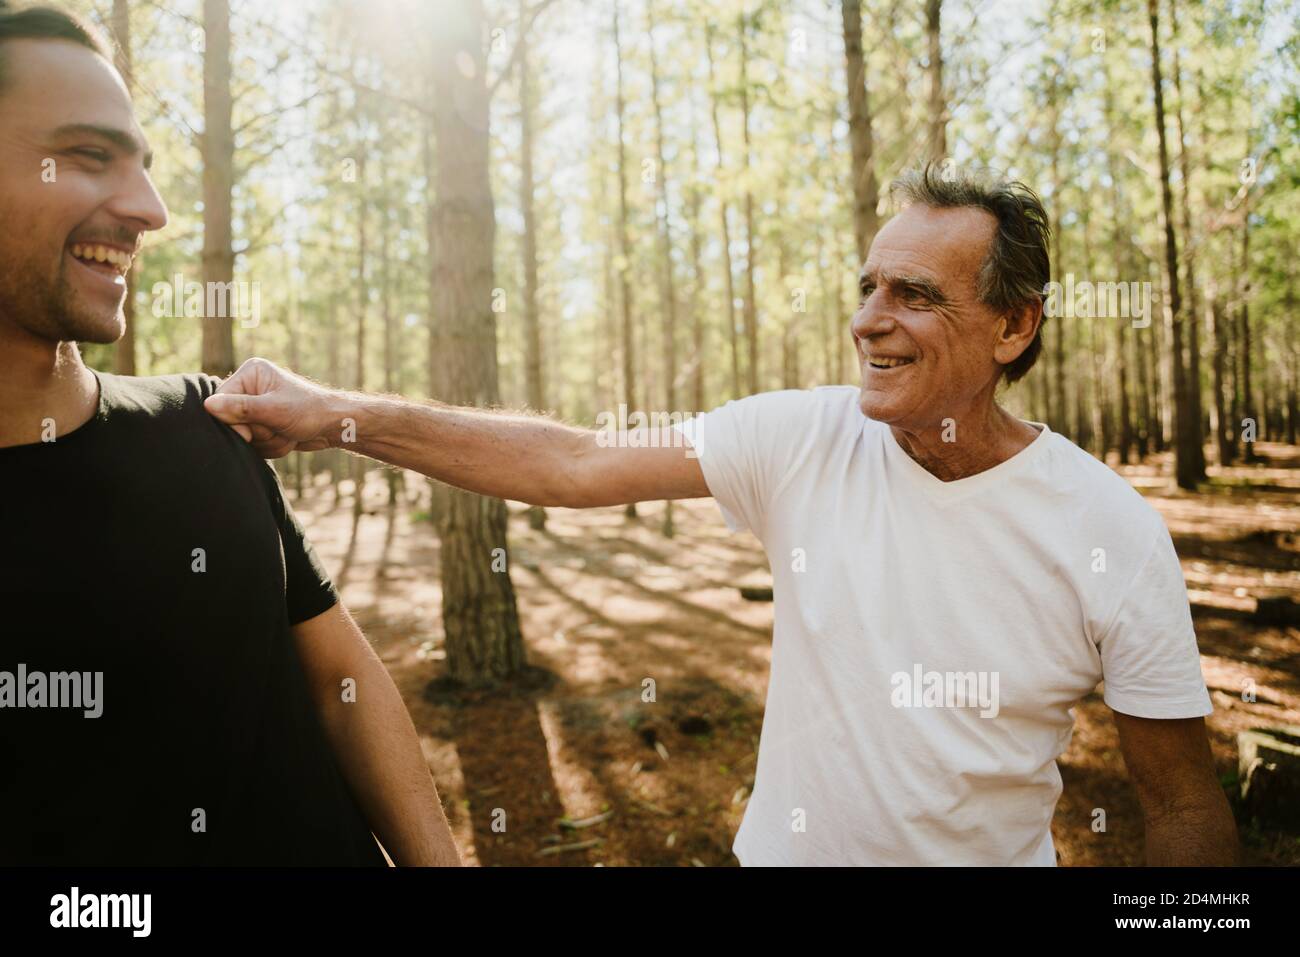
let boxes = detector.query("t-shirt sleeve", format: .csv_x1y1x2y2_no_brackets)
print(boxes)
260,461,339,625
1096,525,1213,719
670,389,819,539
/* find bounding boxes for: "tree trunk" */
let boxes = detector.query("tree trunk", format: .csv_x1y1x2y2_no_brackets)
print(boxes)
705,26,740,399
1170,0,1207,479
840,0,880,265
924,0,946,162
1237,201,1256,461
519,1,546,531
647,0,677,537
1147,0,1197,488
1049,71,1067,435
1209,291,1233,465
613,7,638,518
201,0,235,376
1103,69,1134,462
738,12,759,395
429,0,526,685
353,154,367,518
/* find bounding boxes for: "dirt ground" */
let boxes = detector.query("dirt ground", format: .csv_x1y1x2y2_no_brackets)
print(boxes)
291,441,1300,867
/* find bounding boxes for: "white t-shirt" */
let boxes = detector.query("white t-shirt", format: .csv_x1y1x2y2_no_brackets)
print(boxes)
672,386,1213,866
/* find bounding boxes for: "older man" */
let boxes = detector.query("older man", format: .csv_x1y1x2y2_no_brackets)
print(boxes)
205,166,1238,867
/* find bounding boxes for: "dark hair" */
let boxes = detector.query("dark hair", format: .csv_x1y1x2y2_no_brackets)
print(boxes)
0,2,112,92
889,162,1052,385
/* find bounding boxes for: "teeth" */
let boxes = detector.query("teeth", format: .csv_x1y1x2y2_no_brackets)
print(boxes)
70,243,132,273
869,356,913,368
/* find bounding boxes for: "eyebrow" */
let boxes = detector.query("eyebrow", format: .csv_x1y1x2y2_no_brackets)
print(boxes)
50,123,154,170
858,267,949,304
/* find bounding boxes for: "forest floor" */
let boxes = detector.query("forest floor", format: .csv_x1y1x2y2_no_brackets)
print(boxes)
292,440,1300,867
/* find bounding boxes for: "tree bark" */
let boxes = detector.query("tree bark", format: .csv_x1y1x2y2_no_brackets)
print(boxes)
705,26,740,399
1147,0,1197,488
924,0,946,162
519,0,546,531
840,0,880,265
429,0,527,685
647,0,677,537
201,0,235,376
738,12,759,394
612,7,638,518
1170,0,1207,479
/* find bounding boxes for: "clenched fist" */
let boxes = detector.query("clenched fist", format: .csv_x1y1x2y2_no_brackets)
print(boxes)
204,357,345,458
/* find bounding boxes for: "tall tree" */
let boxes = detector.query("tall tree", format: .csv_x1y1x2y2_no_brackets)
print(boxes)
428,0,526,684
705,24,740,398
1169,0,1206,478
612,6,638,518
647,0,678,537
924,0,946,162
201,0,236,376
737,11,759,394
841,0,880,265
1146,0,1200,489
518,0,546,530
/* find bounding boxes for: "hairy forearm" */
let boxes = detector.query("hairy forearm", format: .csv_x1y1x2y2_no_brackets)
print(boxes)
335,392,589,507
1143,794,1240,866
312,650,462,867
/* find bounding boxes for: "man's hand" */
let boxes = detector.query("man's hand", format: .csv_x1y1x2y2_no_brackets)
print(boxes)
204,357,342,458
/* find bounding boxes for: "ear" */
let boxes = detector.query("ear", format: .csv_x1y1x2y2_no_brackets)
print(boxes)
993,298,1043,368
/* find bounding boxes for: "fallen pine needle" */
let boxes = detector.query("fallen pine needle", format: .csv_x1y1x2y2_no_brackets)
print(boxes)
537,838,603,856
558,810,614,830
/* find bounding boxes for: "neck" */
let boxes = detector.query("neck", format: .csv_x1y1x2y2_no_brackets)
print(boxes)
0,323,98,448
890,400,1040,482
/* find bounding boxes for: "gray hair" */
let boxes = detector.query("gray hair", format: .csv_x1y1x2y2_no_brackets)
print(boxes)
888,162,1051,385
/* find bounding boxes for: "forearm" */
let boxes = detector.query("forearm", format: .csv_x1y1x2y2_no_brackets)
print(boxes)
337,392,588,507
312,650,462,866
1142,795,1240,866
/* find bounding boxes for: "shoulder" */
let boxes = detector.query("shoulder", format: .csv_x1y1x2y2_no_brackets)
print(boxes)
95,370,224,418
1039,428,1167,538
709,385,862,429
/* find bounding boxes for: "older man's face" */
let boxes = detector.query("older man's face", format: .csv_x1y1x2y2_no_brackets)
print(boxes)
0,39,167,345
850,204,1007,430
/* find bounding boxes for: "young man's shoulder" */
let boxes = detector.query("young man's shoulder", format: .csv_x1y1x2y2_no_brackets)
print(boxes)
95,369,222,415
94,370,262,463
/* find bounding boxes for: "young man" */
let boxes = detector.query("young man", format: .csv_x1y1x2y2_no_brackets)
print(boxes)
0,4,460,866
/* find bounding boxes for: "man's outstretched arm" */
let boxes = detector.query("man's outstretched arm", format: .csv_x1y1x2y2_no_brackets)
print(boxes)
204,357,710,508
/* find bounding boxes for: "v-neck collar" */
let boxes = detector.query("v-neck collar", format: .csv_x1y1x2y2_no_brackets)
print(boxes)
878,416,1053,505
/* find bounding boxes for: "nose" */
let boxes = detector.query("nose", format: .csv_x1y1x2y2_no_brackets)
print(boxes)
849,287,898,345
108,164,169,234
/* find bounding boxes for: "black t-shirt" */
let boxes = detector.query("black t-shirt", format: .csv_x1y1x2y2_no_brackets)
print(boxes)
0,370,386,865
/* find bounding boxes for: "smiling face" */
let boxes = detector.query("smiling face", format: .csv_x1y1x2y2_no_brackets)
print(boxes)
0,38,167,345
851,203,1017,431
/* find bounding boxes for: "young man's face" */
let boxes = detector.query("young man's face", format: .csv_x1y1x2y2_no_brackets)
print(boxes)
0,38,167,345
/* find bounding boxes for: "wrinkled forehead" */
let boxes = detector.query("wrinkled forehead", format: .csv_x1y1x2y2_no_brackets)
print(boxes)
864,204,997,291
0,38,140,140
